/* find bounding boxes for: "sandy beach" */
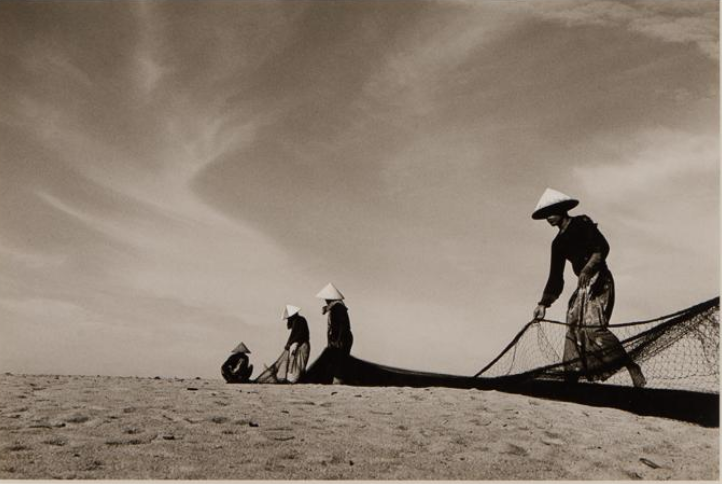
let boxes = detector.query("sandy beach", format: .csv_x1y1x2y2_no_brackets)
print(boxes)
0,373,717,480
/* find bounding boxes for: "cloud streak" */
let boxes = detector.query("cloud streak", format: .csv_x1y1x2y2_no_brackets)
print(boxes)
509,0,719,59
575,128,718,201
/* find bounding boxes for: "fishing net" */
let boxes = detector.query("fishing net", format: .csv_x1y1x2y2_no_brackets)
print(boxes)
254,349,291,384
475,297,719,394
256,297,718,424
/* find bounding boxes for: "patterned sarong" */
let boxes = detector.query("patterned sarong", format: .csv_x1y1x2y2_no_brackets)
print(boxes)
287,341,310,383
563,270,629,381
254,341,310,384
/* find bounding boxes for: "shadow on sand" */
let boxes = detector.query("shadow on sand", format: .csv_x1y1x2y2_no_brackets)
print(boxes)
299,348,719,428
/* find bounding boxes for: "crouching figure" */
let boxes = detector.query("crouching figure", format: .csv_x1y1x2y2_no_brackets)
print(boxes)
221,342,254,383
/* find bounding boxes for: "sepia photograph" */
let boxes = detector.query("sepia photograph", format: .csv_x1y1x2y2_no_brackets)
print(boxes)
0,0,719,480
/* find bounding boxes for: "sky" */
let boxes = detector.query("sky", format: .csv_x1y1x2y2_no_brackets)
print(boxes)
0,0,718,379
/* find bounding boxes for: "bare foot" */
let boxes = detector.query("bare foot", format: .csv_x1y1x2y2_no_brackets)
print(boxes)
628,365,647,388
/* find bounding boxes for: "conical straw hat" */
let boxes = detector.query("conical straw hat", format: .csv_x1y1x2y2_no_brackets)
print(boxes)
231,342,251,354
282,304,301,320
532,188,579,219
315,282,344,300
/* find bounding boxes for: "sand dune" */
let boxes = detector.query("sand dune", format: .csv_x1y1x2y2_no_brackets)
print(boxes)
0,373,717,480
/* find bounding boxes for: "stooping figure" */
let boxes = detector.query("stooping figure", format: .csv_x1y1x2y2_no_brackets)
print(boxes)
221,342,254,383
282,304,311,383
531,188,646,388
316,282,353,354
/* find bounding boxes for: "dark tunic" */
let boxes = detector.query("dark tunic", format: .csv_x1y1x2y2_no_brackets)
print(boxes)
539,215,610,307
325,301,353,354
285,315,310,350
221,352,253,383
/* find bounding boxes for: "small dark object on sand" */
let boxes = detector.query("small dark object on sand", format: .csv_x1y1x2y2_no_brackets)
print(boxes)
186,388,199,391
640,458,661,469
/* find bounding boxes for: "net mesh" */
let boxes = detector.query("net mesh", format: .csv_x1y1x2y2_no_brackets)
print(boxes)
476,297,719,394
254,349,291,383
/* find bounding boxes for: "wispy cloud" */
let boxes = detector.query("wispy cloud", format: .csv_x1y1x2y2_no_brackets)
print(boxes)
23,47,95,89
359,5,519,120
574,128,718,202
0,297,87,318
132,1,166,96
509,0,719,59
0,243,68,270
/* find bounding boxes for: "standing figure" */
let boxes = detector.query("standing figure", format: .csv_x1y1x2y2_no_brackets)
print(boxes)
221,342,254,383
282,305,311,383
531,188,646,387
316,282,353,354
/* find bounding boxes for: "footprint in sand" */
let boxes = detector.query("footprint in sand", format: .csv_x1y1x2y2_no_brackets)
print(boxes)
504,443,529,457
65,414,91,424
29,421,65,429
541,430,565,446
105,433,157,446
42,437,67,447
469,418,491,427
84,460,103,471
6,444,30,452
542,437,565,446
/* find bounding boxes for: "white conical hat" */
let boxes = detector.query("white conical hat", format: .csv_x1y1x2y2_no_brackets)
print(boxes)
315,282,344,300
282,304,301,320
231,342,251,354
532,188,579,219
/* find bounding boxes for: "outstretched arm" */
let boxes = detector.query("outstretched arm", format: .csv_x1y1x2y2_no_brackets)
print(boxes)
537,243,565,307
533,240,565,320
